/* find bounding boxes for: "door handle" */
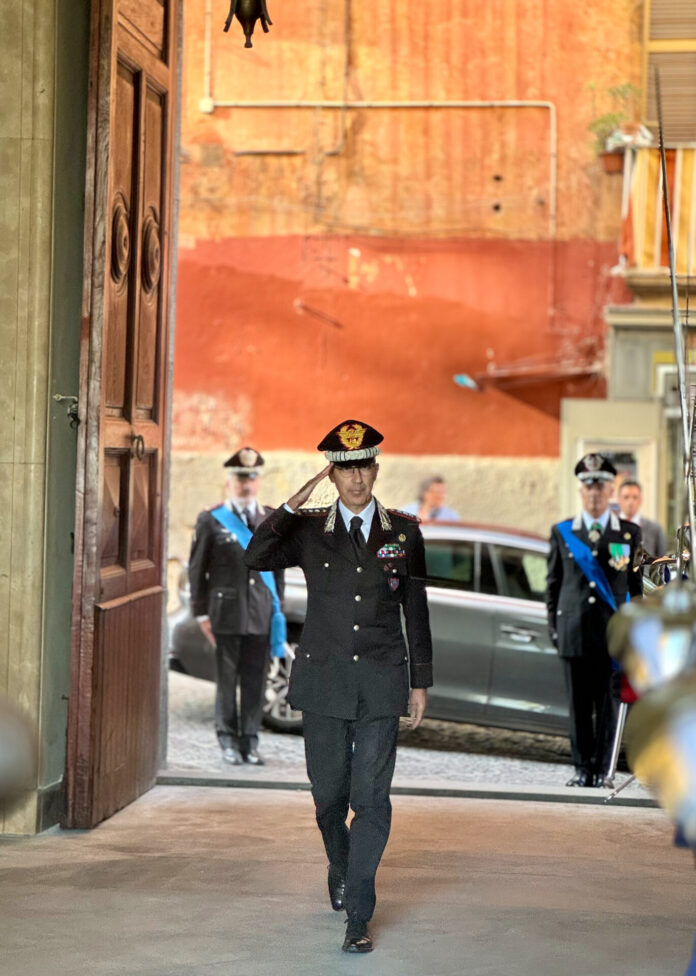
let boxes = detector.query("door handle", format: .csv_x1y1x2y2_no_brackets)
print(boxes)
500,624,535,643
53,393,80,427
130,433,145,460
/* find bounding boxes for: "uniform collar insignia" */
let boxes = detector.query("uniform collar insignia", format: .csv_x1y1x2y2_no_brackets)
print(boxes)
376,498,392,530
323,500,338,533
323,497,391,533
572,511,620,534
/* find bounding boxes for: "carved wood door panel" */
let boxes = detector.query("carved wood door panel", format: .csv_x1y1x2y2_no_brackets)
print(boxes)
66,0,179,829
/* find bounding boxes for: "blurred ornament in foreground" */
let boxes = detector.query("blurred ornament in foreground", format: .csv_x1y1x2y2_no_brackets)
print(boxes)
0,695,37,816
608,581,696,695
626,676,696,845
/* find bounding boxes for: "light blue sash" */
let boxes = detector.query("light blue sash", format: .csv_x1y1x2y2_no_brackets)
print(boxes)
556,519,620,612
210,505,287,658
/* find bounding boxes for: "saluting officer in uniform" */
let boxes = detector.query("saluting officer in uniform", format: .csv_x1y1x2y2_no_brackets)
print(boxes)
244,420,433,954
188,447,285,767
546,454,643,788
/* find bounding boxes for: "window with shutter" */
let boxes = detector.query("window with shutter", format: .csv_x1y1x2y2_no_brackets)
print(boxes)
644,0,696,143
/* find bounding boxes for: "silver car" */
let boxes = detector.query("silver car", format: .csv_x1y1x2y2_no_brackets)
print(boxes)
169,523,566,735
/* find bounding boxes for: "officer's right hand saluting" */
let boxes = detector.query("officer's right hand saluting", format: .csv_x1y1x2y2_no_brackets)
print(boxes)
286,463,334,512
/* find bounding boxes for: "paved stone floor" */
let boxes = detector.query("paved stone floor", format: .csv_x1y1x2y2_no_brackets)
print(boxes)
166,671,649,798
1,786,693,976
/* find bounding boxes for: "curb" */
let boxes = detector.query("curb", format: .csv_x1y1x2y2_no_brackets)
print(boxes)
157,770,657,808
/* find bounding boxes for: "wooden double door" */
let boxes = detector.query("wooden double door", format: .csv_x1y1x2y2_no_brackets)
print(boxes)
66,0,179,828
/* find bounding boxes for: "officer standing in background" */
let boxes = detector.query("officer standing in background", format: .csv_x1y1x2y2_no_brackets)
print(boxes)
188,447,285,767
546,454,643,788
244,419,433,954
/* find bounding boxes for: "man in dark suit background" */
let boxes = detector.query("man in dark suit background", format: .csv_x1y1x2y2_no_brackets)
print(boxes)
188,447,284,767
244,420,433,954
546,454,643,789
618,478,668,557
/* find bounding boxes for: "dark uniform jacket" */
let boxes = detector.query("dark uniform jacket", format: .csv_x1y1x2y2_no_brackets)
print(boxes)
243,498,433,720
546,510,643,659
188,504,284,637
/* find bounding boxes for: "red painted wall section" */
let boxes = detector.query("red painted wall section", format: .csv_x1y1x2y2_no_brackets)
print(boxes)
173,235,630,455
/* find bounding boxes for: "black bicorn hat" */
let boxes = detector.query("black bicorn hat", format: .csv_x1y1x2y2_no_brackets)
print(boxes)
574,453,617,483
223,446,265,477
317,419,383,465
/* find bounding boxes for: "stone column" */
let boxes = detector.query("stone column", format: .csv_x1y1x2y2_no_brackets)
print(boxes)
0,0,56,834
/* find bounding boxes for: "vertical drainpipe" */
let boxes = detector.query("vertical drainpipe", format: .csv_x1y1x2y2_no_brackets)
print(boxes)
200,0,214,113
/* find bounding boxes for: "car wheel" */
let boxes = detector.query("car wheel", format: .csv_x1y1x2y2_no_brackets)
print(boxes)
262,642,303,733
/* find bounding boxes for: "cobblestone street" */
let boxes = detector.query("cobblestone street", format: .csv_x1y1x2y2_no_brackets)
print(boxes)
165,671,649,797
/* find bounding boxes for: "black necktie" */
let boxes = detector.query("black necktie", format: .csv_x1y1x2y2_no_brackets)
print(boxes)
244,507,255,531
349,516,365,556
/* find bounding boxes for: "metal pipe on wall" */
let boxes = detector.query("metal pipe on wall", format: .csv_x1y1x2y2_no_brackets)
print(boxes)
199,0,558,239
656,68,696,571
210,98,558,239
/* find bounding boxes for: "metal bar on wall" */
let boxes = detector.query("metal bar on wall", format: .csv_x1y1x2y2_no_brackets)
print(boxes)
656,67,696,571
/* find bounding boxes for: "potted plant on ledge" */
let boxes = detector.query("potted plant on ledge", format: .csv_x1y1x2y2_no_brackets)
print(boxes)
588,82,643,174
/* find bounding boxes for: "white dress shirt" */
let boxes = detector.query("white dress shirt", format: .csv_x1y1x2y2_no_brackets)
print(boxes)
337,497,375,542
284,498,375,542
620,511,641,526
581,507,610,532
228,497,259,526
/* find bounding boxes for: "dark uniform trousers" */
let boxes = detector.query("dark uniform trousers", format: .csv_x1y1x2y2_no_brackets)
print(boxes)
303,709,400,922
215,634,270,753
244,500,433,923
562,653,621,775
188,504,283,755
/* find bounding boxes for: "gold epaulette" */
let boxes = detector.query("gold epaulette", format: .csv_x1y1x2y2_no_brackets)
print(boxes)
387,509,420,523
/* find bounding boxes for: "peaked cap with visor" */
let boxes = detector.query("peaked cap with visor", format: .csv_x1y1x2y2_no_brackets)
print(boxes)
223,446,265,478
318,419,383,467
574,453,617,483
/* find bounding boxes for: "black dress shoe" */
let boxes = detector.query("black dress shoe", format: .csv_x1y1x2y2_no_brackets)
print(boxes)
566,769,593,787
342,916,373,953
328,865,346,912
243,749,265,766
222,746,243,765
595,774,615,789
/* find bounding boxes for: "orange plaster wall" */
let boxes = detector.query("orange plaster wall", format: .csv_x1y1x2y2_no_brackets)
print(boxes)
177,0,641,241
173,0,642,458
173,234,630,455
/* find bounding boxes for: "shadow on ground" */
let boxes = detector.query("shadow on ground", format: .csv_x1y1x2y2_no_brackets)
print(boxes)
398,718,573,764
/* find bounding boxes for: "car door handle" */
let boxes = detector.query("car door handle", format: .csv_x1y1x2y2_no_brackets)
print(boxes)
500,625,536,643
